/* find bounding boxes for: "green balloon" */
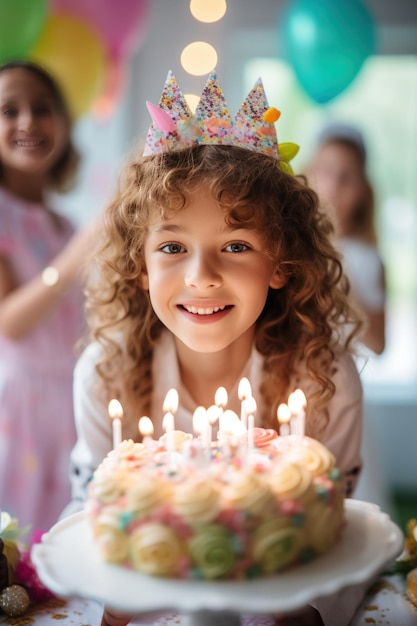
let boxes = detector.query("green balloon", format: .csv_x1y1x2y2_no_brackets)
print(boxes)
0,0,48,63
280,0,375,104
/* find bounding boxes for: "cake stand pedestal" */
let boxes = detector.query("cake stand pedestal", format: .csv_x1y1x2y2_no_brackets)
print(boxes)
32,500,403,624
184,611,241,626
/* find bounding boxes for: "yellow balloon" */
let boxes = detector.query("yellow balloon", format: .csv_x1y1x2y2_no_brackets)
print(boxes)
29,14,107,119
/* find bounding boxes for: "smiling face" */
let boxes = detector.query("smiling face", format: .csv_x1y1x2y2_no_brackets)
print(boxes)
141,187,286,359
309,141,366,236
0,67,69,183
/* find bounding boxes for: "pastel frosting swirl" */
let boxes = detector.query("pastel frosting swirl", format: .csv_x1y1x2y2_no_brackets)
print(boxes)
297,438,335,477
126,474,172,517
188,524,237,579
94,518,129,563
252,518,306,573
269,462,313,502
252,427,278,448
305,496,343,553
222,471,274,517
128,522,183,576
173,479,221,526
91,464,129,503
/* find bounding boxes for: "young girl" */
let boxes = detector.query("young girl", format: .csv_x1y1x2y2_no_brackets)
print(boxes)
0,61,100,533
64,73,364,626
306,123,386,355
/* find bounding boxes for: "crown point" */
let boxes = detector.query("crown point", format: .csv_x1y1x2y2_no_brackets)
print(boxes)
263,107,281,124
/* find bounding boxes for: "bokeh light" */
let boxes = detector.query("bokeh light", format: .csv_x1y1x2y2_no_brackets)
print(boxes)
180,41,218,76
189,0,227,23
184,93,200,112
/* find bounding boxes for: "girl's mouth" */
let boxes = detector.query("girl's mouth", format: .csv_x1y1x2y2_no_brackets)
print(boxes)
178,304,233,322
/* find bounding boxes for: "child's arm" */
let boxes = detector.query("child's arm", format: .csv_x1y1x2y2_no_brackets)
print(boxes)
0,218,101,340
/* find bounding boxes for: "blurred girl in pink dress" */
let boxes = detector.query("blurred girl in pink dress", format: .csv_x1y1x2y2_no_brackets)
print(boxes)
0,61,98,533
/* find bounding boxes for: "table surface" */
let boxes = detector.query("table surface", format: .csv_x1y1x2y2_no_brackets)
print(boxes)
1,573,416,626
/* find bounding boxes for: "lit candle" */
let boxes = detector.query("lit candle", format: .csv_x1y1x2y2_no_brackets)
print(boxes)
192,406,207,438
238,377,252,428
163,411,175,453
162,388,178,452
288,388,306,437
206,404,220,444
245,395,257,448
108,399,123,449
138,415,154,443
214,386,228,427
277,403,291,437
163,388,179,415
219,409,246,440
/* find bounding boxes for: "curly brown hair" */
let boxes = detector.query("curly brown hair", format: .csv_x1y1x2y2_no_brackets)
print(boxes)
0,61,80,193
85,144,362,434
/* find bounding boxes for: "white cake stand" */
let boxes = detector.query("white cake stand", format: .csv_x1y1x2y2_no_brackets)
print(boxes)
32,500,403,626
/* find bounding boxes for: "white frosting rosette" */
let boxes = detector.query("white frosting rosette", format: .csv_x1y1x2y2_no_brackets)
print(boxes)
159,430,193,450
125,473,172,517
304,495,344,553
106,439,146,464
95,523,129,563
268,462,313,503
90,463,129,503
172,478,221,526
296,437,335,477
128,522,183,576
251,518,306,573
222,471,274,517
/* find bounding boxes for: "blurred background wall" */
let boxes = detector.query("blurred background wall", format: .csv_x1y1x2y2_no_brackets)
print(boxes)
3,0,416,528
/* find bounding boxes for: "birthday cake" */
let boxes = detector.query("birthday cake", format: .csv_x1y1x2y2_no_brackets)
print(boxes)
86,408,345,580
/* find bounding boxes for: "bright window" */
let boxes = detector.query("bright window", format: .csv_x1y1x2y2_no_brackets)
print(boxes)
244,56,417,401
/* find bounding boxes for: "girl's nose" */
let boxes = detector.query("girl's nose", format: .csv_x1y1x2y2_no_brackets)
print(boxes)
18,110,36,131
184,253,222,289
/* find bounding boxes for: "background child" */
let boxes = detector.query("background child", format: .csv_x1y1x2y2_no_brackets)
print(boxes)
306,123,386,355
64,75,365,626
0,61,100,533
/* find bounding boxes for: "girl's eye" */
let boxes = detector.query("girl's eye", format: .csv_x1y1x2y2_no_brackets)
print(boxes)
34,106,52,116
224,242,250,253
2,108,17,117
160,242,186,254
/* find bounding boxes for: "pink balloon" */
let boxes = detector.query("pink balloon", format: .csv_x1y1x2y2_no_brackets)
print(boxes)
51,0,150,59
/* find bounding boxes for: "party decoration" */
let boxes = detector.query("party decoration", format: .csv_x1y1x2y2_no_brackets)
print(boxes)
0,0,47,63
51,0,150,61
92,57,128,120
29,15,107,119
280,0,375,104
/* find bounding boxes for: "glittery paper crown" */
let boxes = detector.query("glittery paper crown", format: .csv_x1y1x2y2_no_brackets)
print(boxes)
144,71,299,174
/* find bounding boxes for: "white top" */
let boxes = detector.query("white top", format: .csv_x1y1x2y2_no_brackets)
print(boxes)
62,330,365,626
336,238,385,312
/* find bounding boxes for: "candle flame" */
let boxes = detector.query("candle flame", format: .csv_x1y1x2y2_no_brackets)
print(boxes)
192,406,207,435
206,404,220,425
138,416,154,437
163,388,179,414
238,377,252,401
162,411,174,431
245,395,257,416
214,386,228,408
108,399,123,419
288,388,306,414
219,409,245,436
277,403,291,424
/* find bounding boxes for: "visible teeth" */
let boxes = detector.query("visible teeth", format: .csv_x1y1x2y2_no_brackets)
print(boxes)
184,305,226,315
16,140,42,147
